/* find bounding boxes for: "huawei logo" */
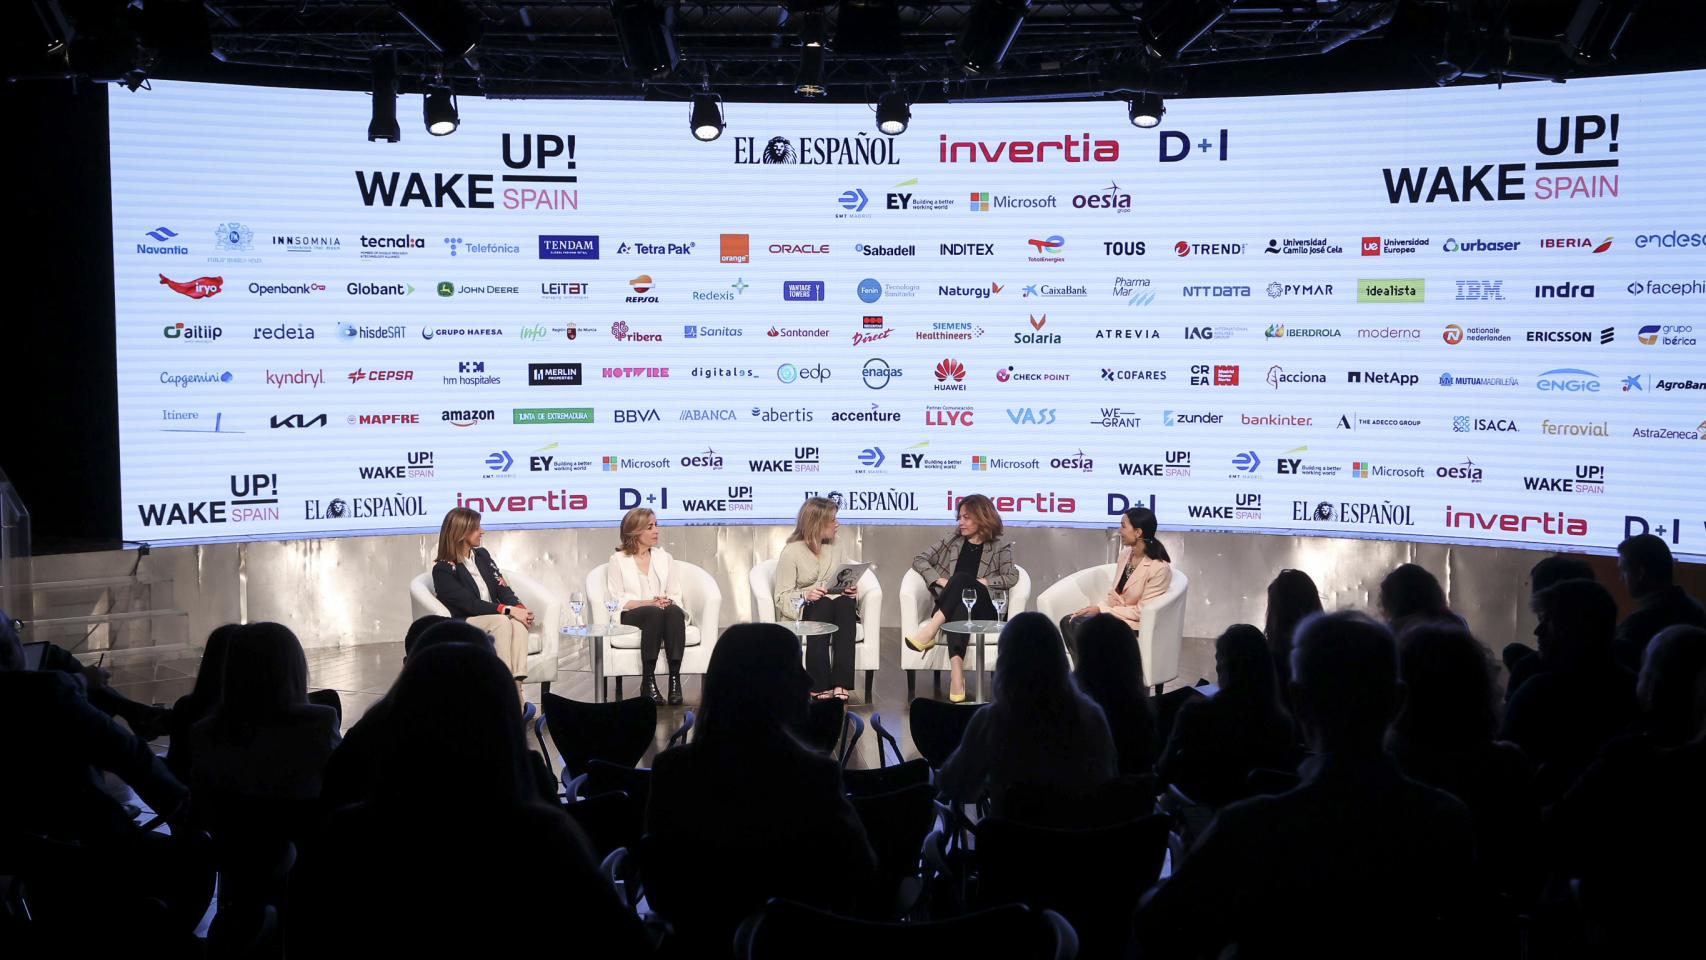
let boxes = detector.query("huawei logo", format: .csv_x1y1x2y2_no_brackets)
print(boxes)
935,359,966,383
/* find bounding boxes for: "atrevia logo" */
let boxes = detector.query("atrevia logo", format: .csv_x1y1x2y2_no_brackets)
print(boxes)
538,235,599,259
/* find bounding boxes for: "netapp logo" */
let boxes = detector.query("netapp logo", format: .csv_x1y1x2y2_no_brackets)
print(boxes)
1346,371,1420,386
1174,241,1245,257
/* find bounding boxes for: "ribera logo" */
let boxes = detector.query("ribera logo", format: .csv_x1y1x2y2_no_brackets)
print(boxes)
1382,114,1622,204
357,132,580,211
160,274,223,299
733,133,900,165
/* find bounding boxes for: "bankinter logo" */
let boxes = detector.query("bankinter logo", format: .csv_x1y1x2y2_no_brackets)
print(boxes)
720,234,750,264
160,275,223,299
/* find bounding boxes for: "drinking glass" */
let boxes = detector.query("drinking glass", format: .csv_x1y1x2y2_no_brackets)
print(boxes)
604,598,620,624
992,589,1008,623
961,588,977,622
569,591,585,627
792,596,807,634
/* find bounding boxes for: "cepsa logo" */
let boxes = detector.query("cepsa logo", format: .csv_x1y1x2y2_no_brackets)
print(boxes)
357,132,580,211
160,274,223,299
1382,114,1622,204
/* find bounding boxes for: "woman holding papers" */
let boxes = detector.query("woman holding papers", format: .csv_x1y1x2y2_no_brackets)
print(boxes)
774,497,861,700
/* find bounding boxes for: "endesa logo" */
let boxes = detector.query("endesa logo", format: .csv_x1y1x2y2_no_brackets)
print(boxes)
937,133,1120,164
356,132,580,212
1381,113,1622,204
539,235,599,259
1635,230,1706,249
159,274,223,299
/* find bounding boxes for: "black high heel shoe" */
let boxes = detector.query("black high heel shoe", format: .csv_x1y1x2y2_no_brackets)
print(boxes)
642,676,665,705
668,674,684,706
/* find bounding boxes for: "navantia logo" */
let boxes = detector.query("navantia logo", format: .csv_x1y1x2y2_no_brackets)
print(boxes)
160,274,223,299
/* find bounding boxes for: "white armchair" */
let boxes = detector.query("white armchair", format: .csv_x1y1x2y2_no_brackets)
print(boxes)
408,569,563,690
1036,565,1190,691
584,560,722,702
898,565,1031,699
748,558,883,701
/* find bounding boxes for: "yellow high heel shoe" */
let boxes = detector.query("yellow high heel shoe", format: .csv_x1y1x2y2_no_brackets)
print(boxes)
947,689,968,704
905,632,937,653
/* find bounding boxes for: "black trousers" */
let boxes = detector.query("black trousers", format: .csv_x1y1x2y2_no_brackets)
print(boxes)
801,595,858,691
1059,614,1092,662
622,604,686,676
929,572,996,659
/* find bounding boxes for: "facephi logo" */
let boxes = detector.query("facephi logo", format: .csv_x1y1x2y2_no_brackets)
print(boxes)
1381,114,1622,204
160,275,223,299
356,132,579,212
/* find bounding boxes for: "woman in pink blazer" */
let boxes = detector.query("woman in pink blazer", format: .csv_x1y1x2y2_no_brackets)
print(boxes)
1059,506,1173,660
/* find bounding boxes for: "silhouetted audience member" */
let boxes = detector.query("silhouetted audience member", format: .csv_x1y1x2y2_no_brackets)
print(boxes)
1503,555,1598,702
1156,624,1297,806
319,616,473,812
1545,626,1706,951
645,623,876,957
290,641,646,956
1389,624,1540,901
1263,568,1323,690
1379,562,1463,636
1135,612,1476,959
1613,533,1705,673
1072,612,1159,777
0,611,214,941
31,637,173,739
939,612,1117,814
1502,579,1637,800
1635,624,1706,745
163,623,238,779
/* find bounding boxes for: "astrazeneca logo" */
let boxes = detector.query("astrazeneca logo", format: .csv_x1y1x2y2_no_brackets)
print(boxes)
538,235,599,259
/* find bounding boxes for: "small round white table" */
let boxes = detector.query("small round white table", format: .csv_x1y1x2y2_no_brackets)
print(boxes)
561,623,641,703
941,619,1006,703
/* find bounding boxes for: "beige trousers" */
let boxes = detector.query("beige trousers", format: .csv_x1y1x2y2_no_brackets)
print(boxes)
466,613,532,679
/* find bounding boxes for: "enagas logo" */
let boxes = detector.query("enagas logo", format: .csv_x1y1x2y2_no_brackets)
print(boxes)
160,274,223,299
1443,324,1465,345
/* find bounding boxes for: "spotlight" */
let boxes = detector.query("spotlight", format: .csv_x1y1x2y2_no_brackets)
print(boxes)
1563,0,1643,66
798,10,828,48
368,48,401,142
1138,0,1230,61
395,0,484,59
610,0,680,79
689,93,725,142
949,0,1036,76
424,84,459,136
1127,92,1165,128
876,90,910,136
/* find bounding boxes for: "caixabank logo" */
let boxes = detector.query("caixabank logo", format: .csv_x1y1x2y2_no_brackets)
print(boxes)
1381,113,1622,204
357,132,580,211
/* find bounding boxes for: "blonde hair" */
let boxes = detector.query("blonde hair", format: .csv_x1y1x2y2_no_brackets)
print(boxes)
956,493,1004,541
435,507,482,563
617,507,656,555
787,497,839,554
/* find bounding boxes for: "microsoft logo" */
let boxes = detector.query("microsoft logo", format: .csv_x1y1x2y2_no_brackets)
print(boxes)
969,192,990,212
1352,461,1371,478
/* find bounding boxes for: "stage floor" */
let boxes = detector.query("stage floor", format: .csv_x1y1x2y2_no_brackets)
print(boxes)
111,628,1217,773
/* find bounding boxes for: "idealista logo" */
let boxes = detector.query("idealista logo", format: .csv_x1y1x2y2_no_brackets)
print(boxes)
357,132,580,211
1358,279,1425,303
160,274,223,299
938,133,1120,164
1381,113,1622,204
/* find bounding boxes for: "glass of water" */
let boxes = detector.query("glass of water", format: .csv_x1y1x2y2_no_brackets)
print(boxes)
992,589,1008,624
569,591,585,627
604,598,620,624
961,588,977,622
792,595,807,633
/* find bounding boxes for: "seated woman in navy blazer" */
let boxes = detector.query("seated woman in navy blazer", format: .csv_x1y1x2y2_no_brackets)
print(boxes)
431,507,534,714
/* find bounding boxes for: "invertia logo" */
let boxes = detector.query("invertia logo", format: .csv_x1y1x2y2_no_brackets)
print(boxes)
948,491,1076,515
356,132,580,211
1381,114,1622,204
1445,506,1589,538
937,133,1119,164
160,275,223,299
455,490,591,513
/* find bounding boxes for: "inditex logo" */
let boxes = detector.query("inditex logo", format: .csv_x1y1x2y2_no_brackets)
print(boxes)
1358,279,1425,303
538,235,599,259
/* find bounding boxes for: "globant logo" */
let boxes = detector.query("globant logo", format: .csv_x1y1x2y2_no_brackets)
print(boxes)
346,282,415,296
538,235,600,260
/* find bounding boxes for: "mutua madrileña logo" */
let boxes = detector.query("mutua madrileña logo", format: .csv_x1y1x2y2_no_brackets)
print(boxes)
1382,113,1622,203
356,132,579,210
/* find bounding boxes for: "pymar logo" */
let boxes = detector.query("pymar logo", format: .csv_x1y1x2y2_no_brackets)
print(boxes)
160,275,223,299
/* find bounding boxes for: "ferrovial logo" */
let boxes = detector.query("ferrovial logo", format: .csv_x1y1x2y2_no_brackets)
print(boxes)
938,133,1120,163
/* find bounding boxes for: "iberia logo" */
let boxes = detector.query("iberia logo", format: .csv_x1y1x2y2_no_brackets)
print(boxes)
160,274,223,299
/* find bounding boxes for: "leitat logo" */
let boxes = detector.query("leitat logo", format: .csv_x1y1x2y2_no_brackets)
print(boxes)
160,274,224,299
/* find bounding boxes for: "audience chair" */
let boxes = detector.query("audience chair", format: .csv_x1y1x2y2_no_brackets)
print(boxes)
736,898,1079,960
541,692,657,783
1036,565,1190,692
899,566,1032,698
563,789,644,862
844,714,932,797
909,697,985,769
585,559,722,702
849,782,938,920
750,558,883,701
579,758,653,808
408,569,562,692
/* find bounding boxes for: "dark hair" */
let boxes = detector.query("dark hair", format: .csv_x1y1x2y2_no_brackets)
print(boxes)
1291,611,1398,750
1073,613,1157,763
1619,533,1676,587
1215,623,1290,722
410,617,489,658
1638,625,1706,744
376,642,534,808
189,623,241,706
992,612,1084,733
1124,506,1170,562
1530,554,1596,595
1378,563,1453,628
1263,570,1323,689
1531,578,1618,666
1390,624,1498,751
694,623,811,746
204,622,309,745
403,615,451,657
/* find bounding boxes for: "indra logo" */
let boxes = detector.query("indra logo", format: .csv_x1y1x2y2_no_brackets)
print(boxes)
357,132,580,211
858,278,882,303
1026,235,1066,262
214,222,254,251
160,275,223,299
139,227,189,255
1381,113,1622,204
539,235,599,259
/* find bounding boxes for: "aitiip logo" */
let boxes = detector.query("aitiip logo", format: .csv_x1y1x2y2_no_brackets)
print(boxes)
538,235,599,259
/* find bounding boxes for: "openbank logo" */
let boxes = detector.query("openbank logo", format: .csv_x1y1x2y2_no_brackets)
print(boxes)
538,235,599,259
1357,279,1424,303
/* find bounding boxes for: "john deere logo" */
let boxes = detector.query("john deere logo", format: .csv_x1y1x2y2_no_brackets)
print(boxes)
437,281,454,297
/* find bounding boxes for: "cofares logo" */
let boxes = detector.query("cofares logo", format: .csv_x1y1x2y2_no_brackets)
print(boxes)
357,132,580,211
1381,113,1622,204
160,275,223,299
538,235,599,259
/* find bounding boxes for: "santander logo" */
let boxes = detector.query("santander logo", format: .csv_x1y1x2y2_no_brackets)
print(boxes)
160,274,223,299
938,133,1120,164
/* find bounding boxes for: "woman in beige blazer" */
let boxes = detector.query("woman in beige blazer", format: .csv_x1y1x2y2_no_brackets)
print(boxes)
774,497,860,700
1059,506,1173,660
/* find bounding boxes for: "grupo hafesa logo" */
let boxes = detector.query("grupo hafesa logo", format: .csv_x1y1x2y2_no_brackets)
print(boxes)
732,133,901,165
356,132,579,211
1382,113,1621,203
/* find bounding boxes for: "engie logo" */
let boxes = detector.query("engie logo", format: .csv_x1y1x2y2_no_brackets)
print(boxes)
1381,113,1622,204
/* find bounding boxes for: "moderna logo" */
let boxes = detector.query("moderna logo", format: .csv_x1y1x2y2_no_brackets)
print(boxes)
160,274,223,299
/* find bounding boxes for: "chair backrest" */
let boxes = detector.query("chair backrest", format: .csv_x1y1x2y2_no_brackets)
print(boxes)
844,758,933,798
909,697,986,768
1138,569,1189,687
409,571,452,618
849,782,939,919
999,774,1158,830
562,789,643,861
1036,565,1116,626
796,697,847,755
736,898,1075,959
542,692,657,780
583,758,652,807
749,558,780,623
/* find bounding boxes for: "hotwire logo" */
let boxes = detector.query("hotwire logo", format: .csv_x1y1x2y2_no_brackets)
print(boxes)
938,134,1120,163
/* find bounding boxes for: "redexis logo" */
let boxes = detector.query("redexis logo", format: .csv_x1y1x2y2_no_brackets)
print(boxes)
858,278,882,303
